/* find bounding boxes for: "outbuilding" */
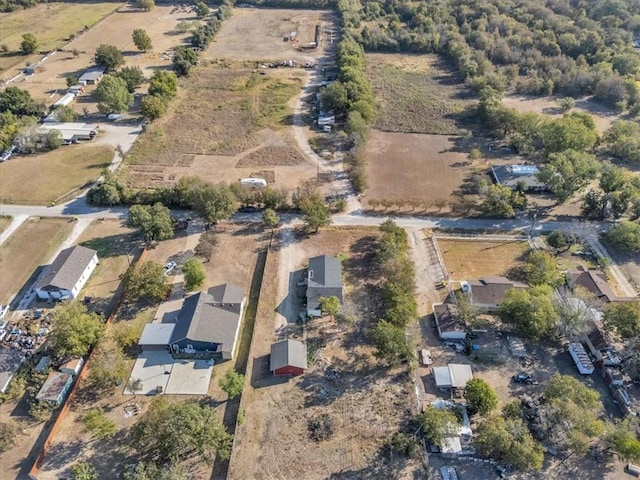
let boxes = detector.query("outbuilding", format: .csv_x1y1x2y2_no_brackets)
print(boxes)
35,372,73,406
433,303,467,340
60,357,84,376
78,67,105,85
433,364,473,391
270,339,307,376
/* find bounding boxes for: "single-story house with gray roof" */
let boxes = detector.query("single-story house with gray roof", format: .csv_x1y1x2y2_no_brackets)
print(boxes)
306,255,343,317
490,164,550,192
78,66,105,85
270,339,307,376
35,245,98,301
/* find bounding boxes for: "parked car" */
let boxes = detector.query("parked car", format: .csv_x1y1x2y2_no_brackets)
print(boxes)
512,372,538,385
164,261,177,274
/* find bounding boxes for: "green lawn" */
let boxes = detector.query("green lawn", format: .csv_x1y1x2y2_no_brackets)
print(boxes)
0,145,113,204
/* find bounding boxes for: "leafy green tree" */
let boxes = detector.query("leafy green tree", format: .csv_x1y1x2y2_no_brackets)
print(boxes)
116,66,145,93
0,87,43,116
0,422,17,452
301,199,332,233
608,220,640,253
95,75,133,114
88,338,128,389
83,408,116,439
140,95,167,120
464,378,498,416
319,296,341,320
172,46,198,76
547,231,572,251
372,319,413,365
219,370,245,399
537,150,600,203
183,258,205,291
53,105,78,122
124,463,185,480
136,0,154,11
482,184,527,218
176,20,192,33
606,417,640,463
321,82,349,116
182,180,237,224
524,250,563,287
194,230,218,262
541,112,599,154
123,261,170,302
71,462,98,480
475,415,544,471
20,33,38,54
132,398,233,462
195,2,210,18
46,129,62,150
148,70,178,99
66,76,79,88
262,208,279,228
500,285,559,340
557,97,575,112
94,44,125,72
127,203,174,241
604,121,640,163
418,407,460,447
604,300,640,338
127,378,143,399
133,29,153,52
49,301,105,358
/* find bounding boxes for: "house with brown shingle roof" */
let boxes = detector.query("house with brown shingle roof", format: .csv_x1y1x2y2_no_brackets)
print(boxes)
566,266,634,304
35,245,98,301
463,276,528,310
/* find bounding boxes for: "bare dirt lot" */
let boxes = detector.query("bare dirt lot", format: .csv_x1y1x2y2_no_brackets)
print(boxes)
205,8,336,64
0,217,74,304
502,94,622,134
0,145,113,205
437,238,530,281
6,4,192,106
363,131,482,210
231,227,425,479
366,53,476,135
0,215,11,233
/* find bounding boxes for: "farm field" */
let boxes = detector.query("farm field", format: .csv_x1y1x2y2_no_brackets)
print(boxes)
363,131,482,210
4,4,192,105
205,8,336,63
0,145,113,204
230,226,424,479
0,2,121,74
437,238,530,281
366,53,476,135
0,217,74,304
122,65,316,191
502,94,622,134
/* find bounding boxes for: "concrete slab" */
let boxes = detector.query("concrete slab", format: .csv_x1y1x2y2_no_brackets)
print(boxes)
153,299,183,324
126,351,173,395
165,359,214,395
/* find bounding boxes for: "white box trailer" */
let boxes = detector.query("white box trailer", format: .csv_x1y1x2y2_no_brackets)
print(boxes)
568,342,594,375
240,178,267,187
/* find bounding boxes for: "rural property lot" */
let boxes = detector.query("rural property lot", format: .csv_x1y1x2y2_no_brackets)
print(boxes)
231,227,424,479
0,1,121,76
0,145,113,205
0,217,74,304
205,8,336,63
363,131,481,210
6,4,192,106
437,238,530,281
366,53,476,135
0,216,11,233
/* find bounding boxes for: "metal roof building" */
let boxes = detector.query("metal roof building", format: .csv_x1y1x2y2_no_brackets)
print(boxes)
270,339,307,376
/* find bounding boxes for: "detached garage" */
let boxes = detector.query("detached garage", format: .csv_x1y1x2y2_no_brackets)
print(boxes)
138,323,175,352
270,339,307,376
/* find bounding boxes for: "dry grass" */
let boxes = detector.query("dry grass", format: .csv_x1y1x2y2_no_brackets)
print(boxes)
0,217,74,304
0,2,120,73
0,145,113,204
125,66,300,166
0,215,11,233
437,238,530,280
366,53,476,135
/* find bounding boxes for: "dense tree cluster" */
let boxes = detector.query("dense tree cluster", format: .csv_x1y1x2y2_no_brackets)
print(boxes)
371,220,416,365
499,285,559,340
48,301,105,359
0,87,44,152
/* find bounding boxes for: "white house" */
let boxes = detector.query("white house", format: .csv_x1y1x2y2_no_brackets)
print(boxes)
35,245,98,301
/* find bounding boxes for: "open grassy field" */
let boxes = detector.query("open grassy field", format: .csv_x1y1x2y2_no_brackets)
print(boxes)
0,2,121,73
0,215,11,233
437,238,530,281
204,8,336,63
0,217,74,304
366,53,476,135
0,145,112,204
363,131,484,210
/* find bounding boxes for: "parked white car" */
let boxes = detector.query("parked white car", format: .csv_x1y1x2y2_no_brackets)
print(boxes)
164,261,177,274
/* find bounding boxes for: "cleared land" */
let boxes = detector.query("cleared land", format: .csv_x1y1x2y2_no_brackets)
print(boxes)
366,53,476,135
123,66,315,190
0,215,11,233
205,8,336,63
363,131,482,209
0,2,121,74
231,227,423,479
437,238,530,280
0,145,113,204
0,217,74,304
